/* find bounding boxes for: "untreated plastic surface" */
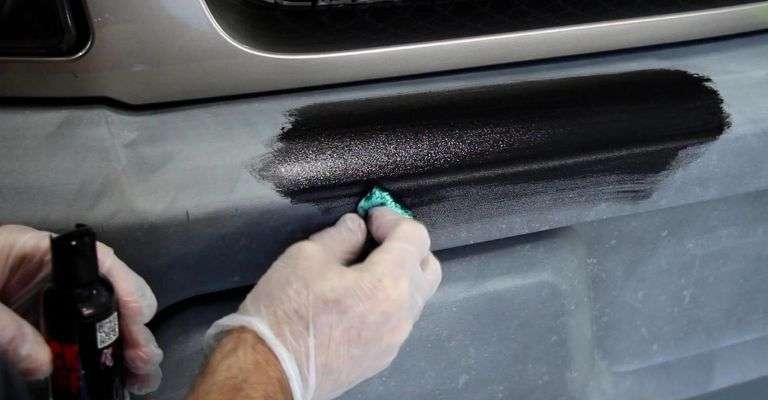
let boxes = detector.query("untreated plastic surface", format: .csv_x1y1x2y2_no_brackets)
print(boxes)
2,33,768,309
144,191,768,400
2,32,768,400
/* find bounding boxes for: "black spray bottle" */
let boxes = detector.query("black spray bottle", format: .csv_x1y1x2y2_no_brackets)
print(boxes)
43,224,125,400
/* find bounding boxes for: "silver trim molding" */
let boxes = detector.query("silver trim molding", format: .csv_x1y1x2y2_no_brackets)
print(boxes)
0,0,766,103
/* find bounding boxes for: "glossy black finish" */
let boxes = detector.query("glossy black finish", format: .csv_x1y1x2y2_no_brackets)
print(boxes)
50,225,100,288
257,70,728,227
44,226,124,400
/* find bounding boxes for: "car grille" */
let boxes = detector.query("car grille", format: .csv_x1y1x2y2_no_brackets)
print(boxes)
207,0,760,53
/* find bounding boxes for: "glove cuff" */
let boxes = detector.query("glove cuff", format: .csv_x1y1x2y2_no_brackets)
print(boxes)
205,313,305,400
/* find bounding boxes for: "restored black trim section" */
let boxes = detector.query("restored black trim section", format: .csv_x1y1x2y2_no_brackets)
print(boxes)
256,70,729,226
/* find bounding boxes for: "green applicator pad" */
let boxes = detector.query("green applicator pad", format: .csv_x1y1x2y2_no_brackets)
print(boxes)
356,186,414,218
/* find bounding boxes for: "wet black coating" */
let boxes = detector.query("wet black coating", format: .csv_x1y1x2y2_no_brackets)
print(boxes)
254,70,729,226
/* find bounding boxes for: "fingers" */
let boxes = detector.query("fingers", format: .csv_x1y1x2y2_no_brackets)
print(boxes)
363,208,431,276
367,208,426,249
0,303,52,380
0,225,162,391
122,324,163,394
308,213,367,265
360,208,442,311
419,253,442,300
95,243,163,393
126,366,163,395
122,324,163,375
0,225,54,380
0,227,157,326
0,225,52,309
96,243,157,325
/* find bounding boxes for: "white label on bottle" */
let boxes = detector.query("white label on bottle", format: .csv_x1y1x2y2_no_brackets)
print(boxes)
96,312,119,349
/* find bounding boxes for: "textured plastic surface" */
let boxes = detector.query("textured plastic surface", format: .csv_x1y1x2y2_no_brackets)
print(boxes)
1,33,768,309
2,31,768,400
142,191,768,400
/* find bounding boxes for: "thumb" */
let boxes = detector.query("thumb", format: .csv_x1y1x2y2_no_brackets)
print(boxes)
0,303,51,380
367,207,430,254
308,213,368,265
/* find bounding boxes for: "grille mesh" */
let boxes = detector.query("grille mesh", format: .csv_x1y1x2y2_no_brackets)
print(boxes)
207,0,759,53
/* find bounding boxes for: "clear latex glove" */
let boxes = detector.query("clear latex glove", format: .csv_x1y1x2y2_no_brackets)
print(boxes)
0,225,164,394
206,208,442,400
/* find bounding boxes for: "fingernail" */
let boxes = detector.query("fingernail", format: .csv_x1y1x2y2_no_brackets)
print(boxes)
20,353,52,381
339,213,365,233
369,207,399,219
150,342,164,363
16,334,52,380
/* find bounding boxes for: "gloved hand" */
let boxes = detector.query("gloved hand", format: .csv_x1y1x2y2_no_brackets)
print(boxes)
0,225,163,394
206,208,442,400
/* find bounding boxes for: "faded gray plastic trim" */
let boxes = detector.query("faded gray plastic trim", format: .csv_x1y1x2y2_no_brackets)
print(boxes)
0,1,766,103
3,32,768,307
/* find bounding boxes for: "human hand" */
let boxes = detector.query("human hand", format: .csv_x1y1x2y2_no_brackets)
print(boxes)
206,208,442,400
0,225,164,394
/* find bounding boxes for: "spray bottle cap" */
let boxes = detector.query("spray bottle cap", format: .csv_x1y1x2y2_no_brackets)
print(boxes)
50,224,99,288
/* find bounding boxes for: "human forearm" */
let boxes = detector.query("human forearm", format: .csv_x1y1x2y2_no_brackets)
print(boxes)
187,327,291,400
193,209,441,400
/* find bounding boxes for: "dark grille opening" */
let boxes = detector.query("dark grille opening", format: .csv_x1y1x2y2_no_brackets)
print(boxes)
0,0,90,57
205,0,759,53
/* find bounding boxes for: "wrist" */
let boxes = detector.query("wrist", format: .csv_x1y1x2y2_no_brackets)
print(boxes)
188,327,292,400
203,313,305,400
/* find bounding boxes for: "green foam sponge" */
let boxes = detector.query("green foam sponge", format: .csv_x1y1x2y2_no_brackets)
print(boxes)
356,186,414,218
